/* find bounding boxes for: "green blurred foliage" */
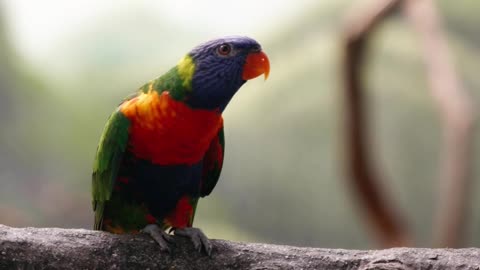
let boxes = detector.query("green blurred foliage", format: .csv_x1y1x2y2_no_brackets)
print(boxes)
0,0,478,248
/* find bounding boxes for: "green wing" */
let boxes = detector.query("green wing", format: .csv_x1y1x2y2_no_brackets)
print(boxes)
92,108,131,230
200,126,225,197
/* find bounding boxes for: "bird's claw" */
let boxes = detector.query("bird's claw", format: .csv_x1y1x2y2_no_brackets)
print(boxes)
174,227,212,256
142,224,173,253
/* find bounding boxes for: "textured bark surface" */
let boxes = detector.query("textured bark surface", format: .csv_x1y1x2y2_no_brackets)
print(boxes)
1,225,479,270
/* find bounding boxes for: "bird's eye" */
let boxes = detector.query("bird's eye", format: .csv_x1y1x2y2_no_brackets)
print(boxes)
217,44,232,56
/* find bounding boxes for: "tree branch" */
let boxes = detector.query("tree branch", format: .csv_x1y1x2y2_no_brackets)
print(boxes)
0,225,478,269
340,0,411,247
403,0,477,248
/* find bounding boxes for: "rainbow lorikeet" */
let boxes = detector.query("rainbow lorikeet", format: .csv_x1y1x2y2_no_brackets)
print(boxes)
92,36,270,255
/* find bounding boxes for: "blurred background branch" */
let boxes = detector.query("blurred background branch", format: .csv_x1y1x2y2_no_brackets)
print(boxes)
341,0,477,248
341,0,411,247
403,0,476,247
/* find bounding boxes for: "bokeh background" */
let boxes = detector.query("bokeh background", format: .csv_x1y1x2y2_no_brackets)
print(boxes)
0,0,478,248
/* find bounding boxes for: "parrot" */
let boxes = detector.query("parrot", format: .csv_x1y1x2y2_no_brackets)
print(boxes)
92,36,270,255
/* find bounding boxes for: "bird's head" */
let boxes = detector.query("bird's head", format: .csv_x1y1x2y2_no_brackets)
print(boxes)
177,36,270,111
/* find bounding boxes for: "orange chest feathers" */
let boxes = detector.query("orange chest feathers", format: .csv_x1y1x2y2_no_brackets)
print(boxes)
120,90,223,165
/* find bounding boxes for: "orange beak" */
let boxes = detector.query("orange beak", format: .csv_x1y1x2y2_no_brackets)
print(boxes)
242,51,270,81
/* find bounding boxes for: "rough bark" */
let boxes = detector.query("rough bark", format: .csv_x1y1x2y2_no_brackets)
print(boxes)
1,225,479,270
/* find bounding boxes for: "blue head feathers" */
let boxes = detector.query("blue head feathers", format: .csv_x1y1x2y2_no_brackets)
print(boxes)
184,36,268,111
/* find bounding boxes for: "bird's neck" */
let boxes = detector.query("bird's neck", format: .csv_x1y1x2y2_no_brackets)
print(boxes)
144,56,244,111
140,64,191,102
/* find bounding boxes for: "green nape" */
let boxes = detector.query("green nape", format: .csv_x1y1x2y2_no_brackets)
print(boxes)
140,55,195,101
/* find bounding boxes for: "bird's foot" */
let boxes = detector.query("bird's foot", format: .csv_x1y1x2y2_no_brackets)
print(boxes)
142,224,174,253
174,227,212,256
